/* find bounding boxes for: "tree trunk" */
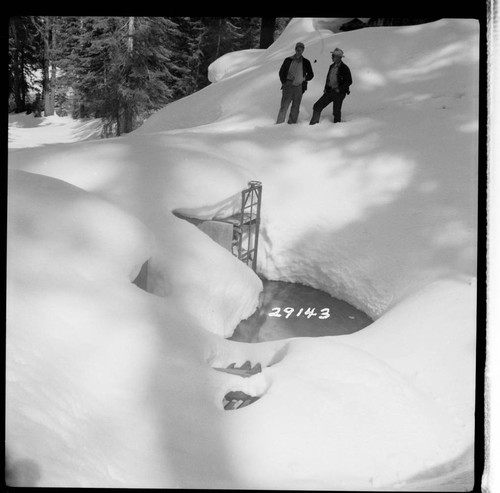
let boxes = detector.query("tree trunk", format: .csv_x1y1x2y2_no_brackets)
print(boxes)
259,17,276,49
127,16,135,53
115,107,121,137
11,26,24,112
123,105,134,134
215,18,222,60
43,16,54,116
20,52,27,110
49,20,56,115
123,17,136,134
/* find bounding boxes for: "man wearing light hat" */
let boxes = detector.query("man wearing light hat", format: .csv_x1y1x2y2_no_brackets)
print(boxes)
276,42,314,124
309,47,352,124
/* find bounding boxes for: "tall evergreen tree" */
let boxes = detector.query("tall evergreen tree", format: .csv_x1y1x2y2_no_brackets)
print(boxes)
259,17,276,48
55,16,181,135
119,16,181,133
40,16,58,116
170,17,207,98
196,17,242,86
8,16,43,113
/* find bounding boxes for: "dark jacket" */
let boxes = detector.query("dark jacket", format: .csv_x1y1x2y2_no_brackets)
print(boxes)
324,62,352,95
279,56,314,92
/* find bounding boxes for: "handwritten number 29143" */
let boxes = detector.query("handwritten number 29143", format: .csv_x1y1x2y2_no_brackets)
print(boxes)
268,307,330,319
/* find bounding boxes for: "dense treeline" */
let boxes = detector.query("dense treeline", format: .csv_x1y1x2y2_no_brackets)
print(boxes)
8,16,290,136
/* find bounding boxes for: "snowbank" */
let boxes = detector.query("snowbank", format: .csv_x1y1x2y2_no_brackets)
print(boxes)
208,49,265,83
7,17,480,489
8,113,103,148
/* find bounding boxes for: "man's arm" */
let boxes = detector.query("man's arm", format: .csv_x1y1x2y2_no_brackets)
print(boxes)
304,59,314,81
339,65,352,94
279,58,290,84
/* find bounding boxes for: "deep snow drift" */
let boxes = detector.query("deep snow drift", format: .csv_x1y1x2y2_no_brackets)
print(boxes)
7,18,479,490
8,114,103,148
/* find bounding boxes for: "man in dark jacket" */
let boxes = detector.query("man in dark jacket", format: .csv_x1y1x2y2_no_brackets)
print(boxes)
276,42,314,124
309,48,352,124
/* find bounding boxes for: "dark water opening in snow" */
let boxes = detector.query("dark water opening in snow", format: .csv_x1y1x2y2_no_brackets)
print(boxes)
229,279,373,343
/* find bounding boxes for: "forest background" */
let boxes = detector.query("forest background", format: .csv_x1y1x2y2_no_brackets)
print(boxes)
8,16,439,137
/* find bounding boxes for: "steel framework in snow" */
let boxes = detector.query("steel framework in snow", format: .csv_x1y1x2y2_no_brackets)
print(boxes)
224,180,262,272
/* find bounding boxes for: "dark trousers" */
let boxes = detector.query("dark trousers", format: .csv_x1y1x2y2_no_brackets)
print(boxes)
310,90,346,124
276,82,304,124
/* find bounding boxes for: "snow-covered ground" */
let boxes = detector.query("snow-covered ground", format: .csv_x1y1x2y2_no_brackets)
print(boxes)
8,114,103,148
7,18,484,490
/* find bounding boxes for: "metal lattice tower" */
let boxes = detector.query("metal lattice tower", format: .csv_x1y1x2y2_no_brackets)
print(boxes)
172,181,263,272
234,181,262,271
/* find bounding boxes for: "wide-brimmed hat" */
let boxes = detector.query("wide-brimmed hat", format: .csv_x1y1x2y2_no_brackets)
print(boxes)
331,48,344,57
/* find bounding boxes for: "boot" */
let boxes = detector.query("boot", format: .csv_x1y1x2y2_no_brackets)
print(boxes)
309,111,321,125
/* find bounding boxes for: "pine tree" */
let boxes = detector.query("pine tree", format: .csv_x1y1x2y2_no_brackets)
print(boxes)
259,17,276,48
40,16,58,116
55,16,182,135
8,16,43,114
172,17,208,96
119,17,180,133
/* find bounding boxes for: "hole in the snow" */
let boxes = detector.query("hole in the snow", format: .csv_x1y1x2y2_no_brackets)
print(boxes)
133,260,150,292
229,279,373,343
213,360,262,377
223,391,260,411
213,361,264,411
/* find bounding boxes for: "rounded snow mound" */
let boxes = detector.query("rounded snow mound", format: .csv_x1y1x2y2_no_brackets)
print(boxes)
208,49,265,83
8,169,153,282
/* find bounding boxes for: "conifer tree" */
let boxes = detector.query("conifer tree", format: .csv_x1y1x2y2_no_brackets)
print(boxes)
8,16,43,113
259,17,276,48
172,17,207,97
55,16,181,135
196,17,246,87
